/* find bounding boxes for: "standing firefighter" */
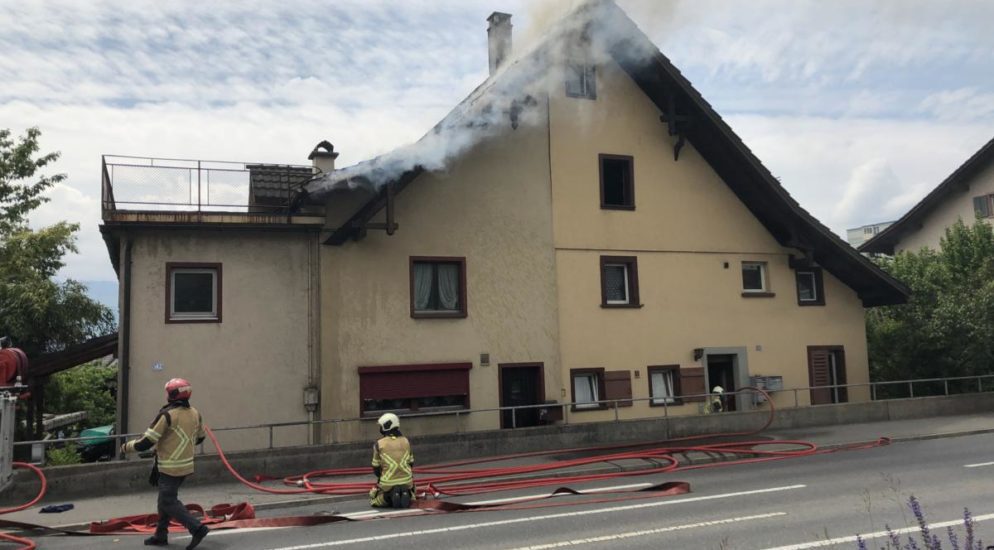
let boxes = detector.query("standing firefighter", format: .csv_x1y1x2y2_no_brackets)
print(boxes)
368,413,415,508
121,378,210,549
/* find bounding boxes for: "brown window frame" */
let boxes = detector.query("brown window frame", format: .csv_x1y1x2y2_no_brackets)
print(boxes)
807,346,848,405
358,362,472,416
974,194,994,219
165,262,222,324
409,256,468,319
647,365,683,406
600,255,641,308
570,368,606,411
795,267,825,306
599,154,635,210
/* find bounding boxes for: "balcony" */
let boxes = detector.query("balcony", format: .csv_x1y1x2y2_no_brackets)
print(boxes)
101,155,325,227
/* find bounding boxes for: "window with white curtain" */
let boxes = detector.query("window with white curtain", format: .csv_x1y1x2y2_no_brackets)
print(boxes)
650,369,675,404
571,370,602,409
411,257,466,317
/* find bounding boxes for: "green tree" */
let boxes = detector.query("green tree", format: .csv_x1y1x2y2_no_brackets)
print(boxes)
0,127,114,358
44,361,118,426
867,219,994,383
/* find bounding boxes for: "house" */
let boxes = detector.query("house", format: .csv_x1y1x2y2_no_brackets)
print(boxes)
860,137,994,255
100,1,908,451
846,221,894,249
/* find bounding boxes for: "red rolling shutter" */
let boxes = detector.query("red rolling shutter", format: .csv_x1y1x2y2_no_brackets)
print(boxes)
359,363,471,400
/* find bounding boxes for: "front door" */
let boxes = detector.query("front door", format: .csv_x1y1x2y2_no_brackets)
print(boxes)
808,346,848,405
499,364,544,429
706,354,737,411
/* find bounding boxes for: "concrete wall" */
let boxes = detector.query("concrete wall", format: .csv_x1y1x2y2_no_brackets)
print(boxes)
319,108,562,441
547,57,872,422
8,392,992,505
123,229,320,451
896,160,994,253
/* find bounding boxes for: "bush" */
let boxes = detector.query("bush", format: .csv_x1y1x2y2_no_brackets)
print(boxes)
44,361,117,427
46,444,81,466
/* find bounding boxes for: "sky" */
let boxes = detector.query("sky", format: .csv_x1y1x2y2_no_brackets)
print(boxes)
1,0,992,292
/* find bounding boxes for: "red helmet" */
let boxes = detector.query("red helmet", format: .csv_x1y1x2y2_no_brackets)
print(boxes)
165,378,192,401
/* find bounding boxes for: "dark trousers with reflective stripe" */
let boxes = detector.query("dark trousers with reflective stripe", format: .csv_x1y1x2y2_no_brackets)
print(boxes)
156,473,202,535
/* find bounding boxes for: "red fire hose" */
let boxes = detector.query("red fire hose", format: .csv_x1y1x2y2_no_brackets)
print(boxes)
0,462,48,549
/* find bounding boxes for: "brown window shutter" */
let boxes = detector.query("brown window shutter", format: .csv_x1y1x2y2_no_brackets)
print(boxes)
808,348,832,405
603,370,633,407
679,367,706,402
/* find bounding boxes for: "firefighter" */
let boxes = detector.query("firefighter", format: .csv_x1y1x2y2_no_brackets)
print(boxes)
709,385,725,414
120,378,210,549
368,412,415,508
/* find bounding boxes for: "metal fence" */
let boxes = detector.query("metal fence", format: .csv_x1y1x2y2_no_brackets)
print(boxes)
12,373,994,464
101,155,314,214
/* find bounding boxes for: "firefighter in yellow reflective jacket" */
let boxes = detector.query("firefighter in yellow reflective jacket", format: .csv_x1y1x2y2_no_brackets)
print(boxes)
121,378,210,549
368,413,415,508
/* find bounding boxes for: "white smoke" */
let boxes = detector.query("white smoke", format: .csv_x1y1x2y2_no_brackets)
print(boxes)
305,0,661,198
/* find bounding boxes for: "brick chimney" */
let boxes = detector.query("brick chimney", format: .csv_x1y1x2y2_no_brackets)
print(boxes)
487,12,512,76
308,140,339,174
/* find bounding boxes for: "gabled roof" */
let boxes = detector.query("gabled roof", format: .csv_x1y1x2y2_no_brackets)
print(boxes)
307,0,909,307
859,136,994,255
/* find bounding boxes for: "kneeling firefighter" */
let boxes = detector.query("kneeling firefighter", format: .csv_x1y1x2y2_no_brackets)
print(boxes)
368,413,415,508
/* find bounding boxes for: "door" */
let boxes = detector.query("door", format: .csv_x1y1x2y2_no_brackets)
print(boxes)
499,364,544,429
808,346,848,405
706,354,737,411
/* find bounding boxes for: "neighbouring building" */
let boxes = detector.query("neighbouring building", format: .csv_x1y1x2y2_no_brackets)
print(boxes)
860,137,994,255
846,221,894,249
100,1,908,451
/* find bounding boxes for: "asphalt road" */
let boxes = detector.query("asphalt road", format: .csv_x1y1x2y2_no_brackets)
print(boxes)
31,433,994,550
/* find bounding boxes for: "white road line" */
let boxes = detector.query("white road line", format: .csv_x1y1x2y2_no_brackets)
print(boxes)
263,484,806,550
964,461,994,468
762,512,994,550
507,512,786,549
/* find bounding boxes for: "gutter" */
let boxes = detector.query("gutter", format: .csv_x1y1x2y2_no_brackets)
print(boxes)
118,238,132,437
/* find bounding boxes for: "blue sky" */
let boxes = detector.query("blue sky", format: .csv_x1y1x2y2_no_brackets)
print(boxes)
1,0,992,295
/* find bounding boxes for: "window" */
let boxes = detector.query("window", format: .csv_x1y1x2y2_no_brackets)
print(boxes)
808,347,848,405
359,363,471,415
599,154,634,210
741,261,773,296
863,227,874,235
166,263,221,323
570,368,605,410
600,256,640,307
648,366,682,406
565,62,596,99
973,194,993,219
410,257,467,318
795,268,825,306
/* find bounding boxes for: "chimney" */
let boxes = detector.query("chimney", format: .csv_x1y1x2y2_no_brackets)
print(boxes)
308,140,339,174
487,12,512,76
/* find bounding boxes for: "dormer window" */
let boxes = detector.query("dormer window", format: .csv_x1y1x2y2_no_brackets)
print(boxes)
565,62,596,99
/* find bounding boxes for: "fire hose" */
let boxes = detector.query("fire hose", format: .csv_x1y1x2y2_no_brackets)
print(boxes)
0,387,891,545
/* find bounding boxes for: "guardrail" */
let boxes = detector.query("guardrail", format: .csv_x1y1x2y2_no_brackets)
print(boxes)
101,154,314,215
14,373,994,464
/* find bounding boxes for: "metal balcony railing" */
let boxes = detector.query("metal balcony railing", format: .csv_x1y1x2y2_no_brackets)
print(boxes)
101,155,315,216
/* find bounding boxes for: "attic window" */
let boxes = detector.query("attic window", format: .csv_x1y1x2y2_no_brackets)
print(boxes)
565,63,596,100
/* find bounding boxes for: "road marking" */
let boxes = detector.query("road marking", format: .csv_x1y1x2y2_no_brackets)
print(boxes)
263,484,806,549
964,461,994,468
761,512,994,549
507,512,786,549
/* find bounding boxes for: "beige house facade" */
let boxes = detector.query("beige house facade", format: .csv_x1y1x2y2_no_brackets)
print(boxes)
861,137,994,255
102,1,907,450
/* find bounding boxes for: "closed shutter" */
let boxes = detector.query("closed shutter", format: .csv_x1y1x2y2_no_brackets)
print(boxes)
808,348,832,405
680,367,706,402
604,371,633,407
359,363,471,400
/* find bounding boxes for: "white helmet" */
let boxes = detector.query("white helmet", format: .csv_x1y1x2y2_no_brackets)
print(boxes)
377,413,400,433
712,386,724,394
